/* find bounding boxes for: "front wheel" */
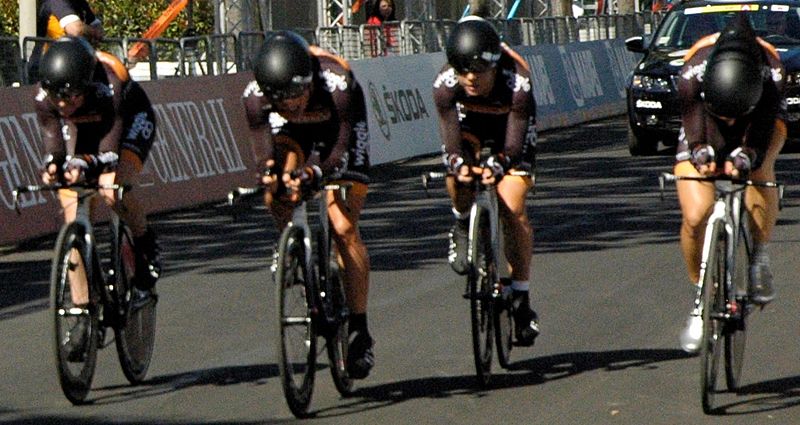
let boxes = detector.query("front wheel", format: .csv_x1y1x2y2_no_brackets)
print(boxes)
115,224,157,384
276,226,316,418
469,209,494,386
494,279,513,369
725,216,751,391
700,220,726,414
51,223,100,405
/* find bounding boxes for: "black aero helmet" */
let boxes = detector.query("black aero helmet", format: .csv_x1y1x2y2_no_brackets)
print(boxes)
254,31,313,101
40,37,97,97
702,14,765,118
445,16,501,74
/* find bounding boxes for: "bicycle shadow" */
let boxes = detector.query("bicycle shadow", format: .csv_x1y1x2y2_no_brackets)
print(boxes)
80,363,283,405
310,348,691,418
704,375,800,415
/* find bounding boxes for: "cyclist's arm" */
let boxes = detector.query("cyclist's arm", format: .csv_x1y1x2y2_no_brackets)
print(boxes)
319,72,356,177
503,66,535,168
34,89,67,174
433,67,464,162
242,81,275,170
676,50,708,160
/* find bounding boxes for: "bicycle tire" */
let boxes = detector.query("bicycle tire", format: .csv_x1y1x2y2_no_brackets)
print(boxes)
700,219,726,414
51,223,100,405
494,282,513,369
325,250,353,396
469,208,494,386
276,226,316,418
114,223,157,384
725,214,751,391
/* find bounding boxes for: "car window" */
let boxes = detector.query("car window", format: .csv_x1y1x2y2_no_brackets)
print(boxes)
651,4,800,50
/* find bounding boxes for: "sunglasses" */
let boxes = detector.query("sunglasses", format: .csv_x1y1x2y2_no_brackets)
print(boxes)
45,86,85,102
454,60,497,75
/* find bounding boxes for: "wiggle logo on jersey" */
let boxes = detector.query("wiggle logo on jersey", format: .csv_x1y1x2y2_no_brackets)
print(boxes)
433,68,458,89
682,62,707,81
322,69,348,92
127,112,154,141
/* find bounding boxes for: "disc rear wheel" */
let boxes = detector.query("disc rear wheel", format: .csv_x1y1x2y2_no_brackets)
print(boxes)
115,225,157,384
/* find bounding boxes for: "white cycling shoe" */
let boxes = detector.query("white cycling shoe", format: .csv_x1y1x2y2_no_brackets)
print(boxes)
680,305,703,355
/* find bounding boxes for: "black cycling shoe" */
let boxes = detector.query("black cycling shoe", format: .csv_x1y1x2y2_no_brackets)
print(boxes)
512,292,540,347
134,228,162,290
346,331,375,379
448,219,469,275
63,314,89,362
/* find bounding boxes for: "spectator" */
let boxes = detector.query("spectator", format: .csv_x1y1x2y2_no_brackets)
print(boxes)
366,0,398,55
28,0,104,83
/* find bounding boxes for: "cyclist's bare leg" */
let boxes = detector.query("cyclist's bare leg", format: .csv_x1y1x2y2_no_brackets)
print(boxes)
746,121,784,245
675,160,715,284
328,185,369,314
497,175,533,281
57,190,89,305
445,176,475,215
98,151,148,237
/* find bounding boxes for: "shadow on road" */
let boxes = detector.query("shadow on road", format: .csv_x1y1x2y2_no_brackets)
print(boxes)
310,348,690,418
706,375,800,415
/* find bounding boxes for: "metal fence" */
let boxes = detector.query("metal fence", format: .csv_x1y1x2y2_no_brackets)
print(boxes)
1,13,662,86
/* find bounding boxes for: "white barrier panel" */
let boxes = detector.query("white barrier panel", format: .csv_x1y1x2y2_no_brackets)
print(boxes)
350,53,445,165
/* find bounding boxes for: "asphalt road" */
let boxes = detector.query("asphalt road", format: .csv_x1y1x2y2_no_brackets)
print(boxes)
3,116,800,424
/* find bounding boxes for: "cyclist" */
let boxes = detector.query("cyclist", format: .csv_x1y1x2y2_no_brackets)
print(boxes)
432,16,540,346
675,14,786,353
35,37,161,359
241,31,374,379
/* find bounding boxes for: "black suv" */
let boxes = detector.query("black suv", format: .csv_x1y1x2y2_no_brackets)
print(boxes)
625,0,800,155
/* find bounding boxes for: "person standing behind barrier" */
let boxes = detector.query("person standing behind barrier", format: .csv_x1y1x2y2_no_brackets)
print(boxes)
27,0,104,83
433,17,540,347
366,0,398,55
242,31,375,379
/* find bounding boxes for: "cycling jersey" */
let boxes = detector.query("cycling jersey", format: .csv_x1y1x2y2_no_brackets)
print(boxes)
37,0,100,40
432,43,537,171
676,34,787,168
35,52,157,167
242,46,370,184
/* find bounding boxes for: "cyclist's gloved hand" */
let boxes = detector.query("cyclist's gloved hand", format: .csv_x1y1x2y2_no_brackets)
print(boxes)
690,144,716,175
447,154,473,184
725,147,756,178
260,160,278,189
285,165,322,199
64,152,118,184
40,153,64,185
484,154,509,184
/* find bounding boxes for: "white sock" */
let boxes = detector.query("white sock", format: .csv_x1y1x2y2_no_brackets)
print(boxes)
511,280,529,292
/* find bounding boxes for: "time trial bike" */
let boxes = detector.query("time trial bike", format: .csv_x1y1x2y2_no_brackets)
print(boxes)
228,181,352,418
13,183,157,405
659,172,783,414
423,152,533,386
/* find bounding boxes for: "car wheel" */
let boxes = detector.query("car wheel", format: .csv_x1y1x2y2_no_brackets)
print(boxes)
628,127,658,156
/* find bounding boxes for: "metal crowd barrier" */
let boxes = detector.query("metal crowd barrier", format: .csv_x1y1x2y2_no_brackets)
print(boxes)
3,13,662,86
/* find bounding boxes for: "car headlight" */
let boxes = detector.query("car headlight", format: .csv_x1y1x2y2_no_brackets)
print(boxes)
631,75,672,92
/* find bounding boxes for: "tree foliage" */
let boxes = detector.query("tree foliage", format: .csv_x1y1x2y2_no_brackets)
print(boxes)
0,0,215,37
